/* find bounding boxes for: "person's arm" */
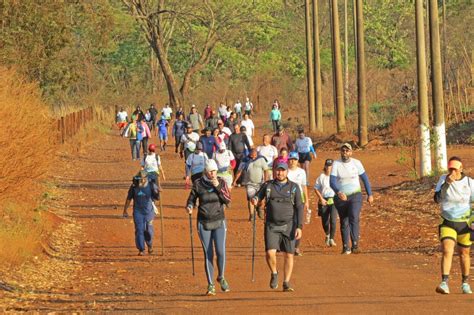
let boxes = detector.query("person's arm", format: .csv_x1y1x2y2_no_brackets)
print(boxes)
309,145,317,159
186,183,199,214
313,188,325,205
123,185,134,217
359,172,373,205
434,175,448,203
303,184,309,209
232,170,242,186
215,179,231,205
243,134,251,150
294,185,304,239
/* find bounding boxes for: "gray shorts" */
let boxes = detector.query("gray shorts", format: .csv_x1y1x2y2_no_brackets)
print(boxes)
245,183,261,201
264,221,296,254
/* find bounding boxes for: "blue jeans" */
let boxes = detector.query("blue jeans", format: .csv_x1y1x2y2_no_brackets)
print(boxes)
197,220,227,285
130,139,141,160
133,211,154,251
334,192,362,249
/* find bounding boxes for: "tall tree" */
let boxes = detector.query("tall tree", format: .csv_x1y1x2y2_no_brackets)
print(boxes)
355,0,367,146
122,0,271,110
415,0,432,177
428,0,447,171
312,0,323,132
330,0,346,133
305,0,316,132
344,0,350,113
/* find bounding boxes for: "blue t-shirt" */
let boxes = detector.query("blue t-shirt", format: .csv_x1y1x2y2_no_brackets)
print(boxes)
157,119,168,135
200,135,218,159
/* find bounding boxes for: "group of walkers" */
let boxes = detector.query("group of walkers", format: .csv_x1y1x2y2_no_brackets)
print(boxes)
118,102,473,297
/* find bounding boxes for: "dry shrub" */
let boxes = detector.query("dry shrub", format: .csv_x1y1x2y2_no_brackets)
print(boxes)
0,67,57,267
0,67,57,198
389,111,419,146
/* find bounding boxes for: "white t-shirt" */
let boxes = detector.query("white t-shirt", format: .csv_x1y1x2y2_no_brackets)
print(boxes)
330,158,365,195
144,154,161,173
435,175,474,221
234,102,242,113
117,111,128,122
213,150,235,172
257,144,278,166
295,137,313,154
162,107,173,119
241,119,254,137
314,173,335,198
245,101,253,111
180,132,200,151
186,152,208,175
218,105,228,117
288,167,307,196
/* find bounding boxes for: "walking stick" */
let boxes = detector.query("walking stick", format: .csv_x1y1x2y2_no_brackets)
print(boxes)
159,198,164,256
251,209,257,282
189,213,195,276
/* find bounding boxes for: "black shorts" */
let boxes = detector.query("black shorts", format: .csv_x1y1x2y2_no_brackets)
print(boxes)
264,221,296,254
298,152,312,164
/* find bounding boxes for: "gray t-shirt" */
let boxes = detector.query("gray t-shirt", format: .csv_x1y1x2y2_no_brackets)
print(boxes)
188,113,202,130
239,157,269,184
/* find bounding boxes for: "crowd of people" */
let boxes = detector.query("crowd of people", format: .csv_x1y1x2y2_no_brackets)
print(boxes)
116,101,473,297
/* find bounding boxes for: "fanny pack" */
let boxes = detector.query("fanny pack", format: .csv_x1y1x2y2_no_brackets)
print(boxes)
267,223,288,233
202,219,224,231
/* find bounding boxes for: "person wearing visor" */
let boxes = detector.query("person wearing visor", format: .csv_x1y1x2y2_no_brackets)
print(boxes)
330,143,373,254
434,157,474,295
185,142,208,184
314,159,337,247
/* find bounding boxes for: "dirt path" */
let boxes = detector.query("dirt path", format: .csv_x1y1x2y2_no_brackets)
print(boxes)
3,124,474,313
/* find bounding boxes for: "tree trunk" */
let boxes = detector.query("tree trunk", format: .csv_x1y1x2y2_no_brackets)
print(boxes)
330,0,346,133
415,0,432,177
312,0,323,132
305,0,316,132
344,0,350,112
355,0,367,146
428,0,447,171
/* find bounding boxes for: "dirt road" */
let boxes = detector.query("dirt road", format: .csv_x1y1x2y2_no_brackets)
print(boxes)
2,123,473,313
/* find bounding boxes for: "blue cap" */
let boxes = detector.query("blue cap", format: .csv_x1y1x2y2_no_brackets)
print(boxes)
288,151,299,160
275,162,288,170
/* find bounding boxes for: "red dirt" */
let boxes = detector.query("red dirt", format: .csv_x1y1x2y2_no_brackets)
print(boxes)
1,119,473,313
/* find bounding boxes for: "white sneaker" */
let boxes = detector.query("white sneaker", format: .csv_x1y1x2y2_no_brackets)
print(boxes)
461,282,472,294
329,239,336,247
325,235,330,246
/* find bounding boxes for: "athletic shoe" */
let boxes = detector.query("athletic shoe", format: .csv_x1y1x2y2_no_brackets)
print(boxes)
218,278,230,292
329,239,337,247
282,282,294,292
270,273,278,289
435,281,450,294
206,284,216,296
325,235,330,247
147,245,153,254
341,247,351,255
461,283,472,294
138,251,145,256
352,246,361,254
294,249,303,257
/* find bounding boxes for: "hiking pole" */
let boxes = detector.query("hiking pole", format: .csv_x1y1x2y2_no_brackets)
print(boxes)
251,209,257,282
159,198,164,256
189,213,195,276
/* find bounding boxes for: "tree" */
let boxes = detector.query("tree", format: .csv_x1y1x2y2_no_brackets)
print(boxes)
305,0,316,132
122,0,273,110
329,0,346,133
415,0,432,177
313,0,324,132
355,0,367,146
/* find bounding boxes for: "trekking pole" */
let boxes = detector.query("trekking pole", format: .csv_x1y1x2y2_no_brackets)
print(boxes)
251,210,256,282
159,198,165,256
189,213,195,276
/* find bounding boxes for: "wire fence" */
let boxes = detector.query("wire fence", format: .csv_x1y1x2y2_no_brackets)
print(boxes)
53,107,95,144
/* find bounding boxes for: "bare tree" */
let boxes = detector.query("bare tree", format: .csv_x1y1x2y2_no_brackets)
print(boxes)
313,0,323,132
305,0,316,132
355,0,367,146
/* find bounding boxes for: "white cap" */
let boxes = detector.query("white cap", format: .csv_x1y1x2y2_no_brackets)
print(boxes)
205,159,218,172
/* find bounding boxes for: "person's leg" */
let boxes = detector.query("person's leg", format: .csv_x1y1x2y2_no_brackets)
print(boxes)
335,200,350,251
135,140,141,160
348,193,363,250
213,220,227,280
303,160,311,185
320,205,330,235
265,250,277,273
283,252,294,283
459,246,471,281
130,139,136,160
197,222,215,285
142,137,148,156
133,214,146,252
144,218,154,250
329,204,338,240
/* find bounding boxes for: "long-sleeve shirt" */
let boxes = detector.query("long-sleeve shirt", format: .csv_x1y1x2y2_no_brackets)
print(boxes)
186,177,231,223
228,133,251,158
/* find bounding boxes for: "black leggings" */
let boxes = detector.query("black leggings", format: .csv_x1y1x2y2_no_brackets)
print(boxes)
319,203,337,239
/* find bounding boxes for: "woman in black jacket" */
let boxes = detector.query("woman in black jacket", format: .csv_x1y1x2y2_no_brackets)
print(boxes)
186,159,232,296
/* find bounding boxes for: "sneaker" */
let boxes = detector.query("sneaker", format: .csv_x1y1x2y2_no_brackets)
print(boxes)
218,278,230,292
461,282,472,294
352,246,361,254
435,281,450,294
206,284,216,296
270,272,278,289
341,247,351,255
329,239,336,247
325,235,330,246
147,245,153,254
283,282,294,292
138,251,145,256
294,249,303,257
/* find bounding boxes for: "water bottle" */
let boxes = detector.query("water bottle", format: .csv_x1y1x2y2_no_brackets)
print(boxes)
305,209,312,224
